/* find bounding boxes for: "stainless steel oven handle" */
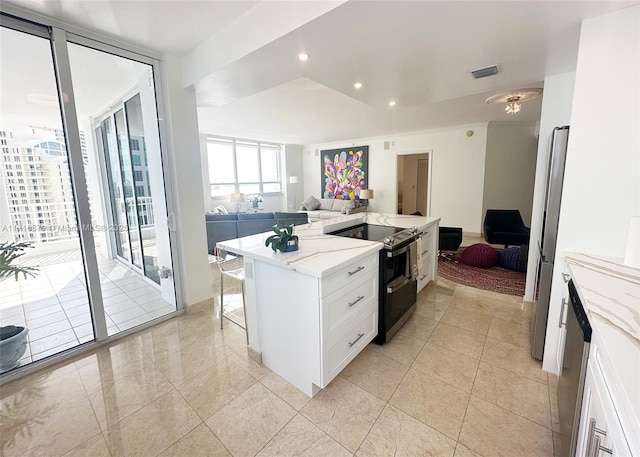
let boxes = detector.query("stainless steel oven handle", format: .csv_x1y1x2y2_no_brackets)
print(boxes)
387,245,409,258
387,276,411,294
348,295,365,307
348,333,365,347
348,265,365,276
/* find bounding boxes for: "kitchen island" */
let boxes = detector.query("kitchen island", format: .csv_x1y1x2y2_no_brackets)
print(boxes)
217,212,439,396
565,253,640,455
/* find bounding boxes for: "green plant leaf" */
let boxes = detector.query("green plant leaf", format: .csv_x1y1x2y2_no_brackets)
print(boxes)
0,242,38,281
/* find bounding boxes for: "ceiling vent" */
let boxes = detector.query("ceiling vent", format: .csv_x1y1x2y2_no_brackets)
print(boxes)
470,65,500,79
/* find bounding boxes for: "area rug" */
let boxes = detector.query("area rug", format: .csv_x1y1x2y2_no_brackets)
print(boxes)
438,247,526,296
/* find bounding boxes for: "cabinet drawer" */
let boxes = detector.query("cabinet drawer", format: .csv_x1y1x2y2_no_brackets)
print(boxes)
419,232,432,257
321,253,378,297
324,305,377,385
418,256,432,281
323,270,377,336
576,359,633,457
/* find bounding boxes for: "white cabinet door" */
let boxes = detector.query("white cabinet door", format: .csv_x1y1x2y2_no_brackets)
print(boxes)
576,356,633,457
417,228,435,292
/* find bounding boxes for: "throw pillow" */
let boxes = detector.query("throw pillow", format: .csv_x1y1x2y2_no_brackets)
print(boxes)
302,195,321,211
214,205,229,215
499,247,528,272
460,244,499,268
341,200,356,214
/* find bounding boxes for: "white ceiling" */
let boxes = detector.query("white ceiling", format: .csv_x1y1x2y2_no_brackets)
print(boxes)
4,0,259,55
2,0,638,145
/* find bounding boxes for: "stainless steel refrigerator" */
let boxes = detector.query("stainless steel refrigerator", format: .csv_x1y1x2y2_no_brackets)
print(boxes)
531,125,570,360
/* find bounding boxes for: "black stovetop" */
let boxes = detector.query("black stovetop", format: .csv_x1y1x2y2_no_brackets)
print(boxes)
328,223,406,243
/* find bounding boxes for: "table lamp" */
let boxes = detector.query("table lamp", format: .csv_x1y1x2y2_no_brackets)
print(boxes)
230,192,245,213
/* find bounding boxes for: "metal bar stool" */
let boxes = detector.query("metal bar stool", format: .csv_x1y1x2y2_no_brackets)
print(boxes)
217,251,248,344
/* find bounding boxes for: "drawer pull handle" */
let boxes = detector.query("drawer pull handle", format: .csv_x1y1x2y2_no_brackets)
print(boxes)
587,418,597,457
558,298,567,328
348,296,365,307
593,435,613,456
562,273,571,283
348,266,365,276
421,250,428,255
587,419,610,457
348,333,365,347
419,275,427,280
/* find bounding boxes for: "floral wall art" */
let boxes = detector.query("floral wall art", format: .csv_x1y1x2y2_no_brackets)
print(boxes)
321,146,368,199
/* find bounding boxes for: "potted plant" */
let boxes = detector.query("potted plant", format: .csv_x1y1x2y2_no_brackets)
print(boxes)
245,194,264,212
265,220,299,253
1,242,38,373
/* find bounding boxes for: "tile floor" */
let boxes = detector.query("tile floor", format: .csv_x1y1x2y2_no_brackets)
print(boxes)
0,253,175,371
0,276,560,457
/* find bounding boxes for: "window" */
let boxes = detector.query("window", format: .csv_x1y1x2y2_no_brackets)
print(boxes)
207,136,282,198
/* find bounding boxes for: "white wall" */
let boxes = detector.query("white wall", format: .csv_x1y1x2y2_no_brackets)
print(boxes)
482,121,538,227
542,6,640,374
162,55,211,308
303,124,488,233
524,72,576,301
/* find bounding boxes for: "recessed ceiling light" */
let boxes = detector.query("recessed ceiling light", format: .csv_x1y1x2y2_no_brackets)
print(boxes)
389,100,396,107
354,82,363,89
297,53,309,62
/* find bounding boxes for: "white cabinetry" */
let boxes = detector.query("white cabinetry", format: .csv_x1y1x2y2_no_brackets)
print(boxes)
576,341,633,456
567,255,639,457
417,224,437,292
255,252,378,397
320,253,378,385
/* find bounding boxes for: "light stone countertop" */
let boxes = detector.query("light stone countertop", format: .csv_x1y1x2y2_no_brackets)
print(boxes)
565,252,640,450
217,212,440,278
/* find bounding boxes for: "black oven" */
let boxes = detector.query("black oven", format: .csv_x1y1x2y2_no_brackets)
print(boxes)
375,236,419,343
328,223,420,344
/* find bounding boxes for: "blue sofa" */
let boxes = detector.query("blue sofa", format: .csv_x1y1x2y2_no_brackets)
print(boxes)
205,212,308,254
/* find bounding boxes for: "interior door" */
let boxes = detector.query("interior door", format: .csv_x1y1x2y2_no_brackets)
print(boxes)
417,158,428,216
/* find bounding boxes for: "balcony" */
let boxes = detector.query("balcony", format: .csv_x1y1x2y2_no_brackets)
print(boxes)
0,247,177,372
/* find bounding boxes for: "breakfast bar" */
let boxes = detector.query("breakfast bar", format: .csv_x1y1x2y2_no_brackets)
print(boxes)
217,212,439,396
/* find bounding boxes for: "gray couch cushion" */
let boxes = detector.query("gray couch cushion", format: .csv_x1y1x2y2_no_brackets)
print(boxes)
301,195,321,211
237,218,276,237
318,199,334,211
331,199,345,212
274,212,308,226
206,213,238,222
206,220,238,253
238,213,273,220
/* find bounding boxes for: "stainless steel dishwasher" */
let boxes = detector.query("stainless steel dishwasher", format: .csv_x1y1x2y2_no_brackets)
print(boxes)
557,278,592,457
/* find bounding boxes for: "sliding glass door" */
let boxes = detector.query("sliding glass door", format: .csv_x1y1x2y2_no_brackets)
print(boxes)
0,14,179,374
0,24,95,370
66,40,177,334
